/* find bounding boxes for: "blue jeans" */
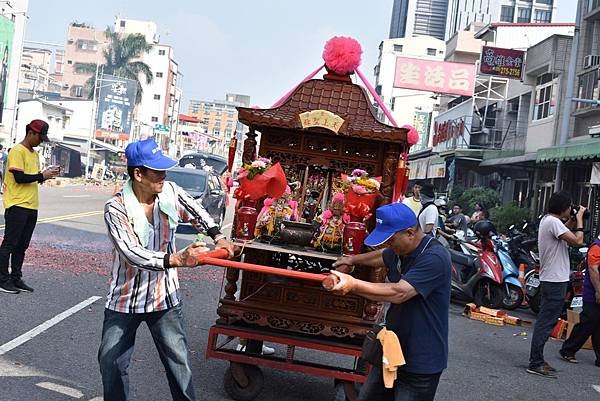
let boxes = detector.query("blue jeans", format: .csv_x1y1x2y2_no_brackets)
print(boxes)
529,281,568,368
98,304,197,401
358,366,441,401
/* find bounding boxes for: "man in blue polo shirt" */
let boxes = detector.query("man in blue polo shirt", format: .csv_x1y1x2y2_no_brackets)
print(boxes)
330,202,451,401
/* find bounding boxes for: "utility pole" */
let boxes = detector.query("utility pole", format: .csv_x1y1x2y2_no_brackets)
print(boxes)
555,0,582,191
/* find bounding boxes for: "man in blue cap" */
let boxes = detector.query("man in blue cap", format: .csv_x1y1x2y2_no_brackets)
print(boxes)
98,138,235,401
329,202,451,401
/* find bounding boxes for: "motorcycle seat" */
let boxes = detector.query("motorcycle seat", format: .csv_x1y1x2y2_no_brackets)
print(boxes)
449,249,478,268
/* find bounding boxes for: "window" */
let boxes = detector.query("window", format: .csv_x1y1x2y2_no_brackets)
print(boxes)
67,60,73,64
536,0,553,4
213,128,220,136
158,49,166,56
225,129,232,137
533,73,556,120
426,48,436,56
156,72,163,78
120,20,126,27
73,86,83,97
517,7,531,22
393,44,403,52
154,94,161,100
533,9,552,22
203,117,209,124
151,117,159,122
577,69,600,110
500,5,514,22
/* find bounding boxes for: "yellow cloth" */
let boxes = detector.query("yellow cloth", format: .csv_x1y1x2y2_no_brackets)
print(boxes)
402,196,421,216
3,144,41,210
377,327,406,389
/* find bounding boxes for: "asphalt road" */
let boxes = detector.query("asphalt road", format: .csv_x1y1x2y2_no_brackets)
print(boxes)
0,185,599,401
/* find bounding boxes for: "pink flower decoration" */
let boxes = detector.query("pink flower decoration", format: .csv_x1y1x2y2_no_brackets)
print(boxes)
402,124,420,146
322,36,362,75
351,169,367,177
352,184,368,195
342,213,351,224
322,209,333,220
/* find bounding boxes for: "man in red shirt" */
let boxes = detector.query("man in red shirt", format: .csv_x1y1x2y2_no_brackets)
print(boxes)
560,234,600,367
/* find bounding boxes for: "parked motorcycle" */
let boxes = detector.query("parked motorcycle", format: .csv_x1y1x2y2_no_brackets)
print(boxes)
506,222,538,273
494,236,525,310
524,247,588,315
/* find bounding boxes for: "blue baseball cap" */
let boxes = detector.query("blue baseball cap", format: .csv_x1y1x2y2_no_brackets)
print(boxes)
364,203,418,247
124,138,177,171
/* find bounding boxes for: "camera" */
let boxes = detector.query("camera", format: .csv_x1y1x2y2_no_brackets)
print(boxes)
570,205,590,219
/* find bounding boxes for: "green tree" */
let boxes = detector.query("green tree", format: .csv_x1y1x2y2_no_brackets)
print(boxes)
489,203,531,234
75,26,153,105
449,186,501,216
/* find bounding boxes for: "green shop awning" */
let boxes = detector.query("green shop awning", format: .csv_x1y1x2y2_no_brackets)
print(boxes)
537,138,600,163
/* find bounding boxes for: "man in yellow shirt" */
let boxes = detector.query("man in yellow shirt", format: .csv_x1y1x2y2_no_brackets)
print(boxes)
0,120,59,294
402,181,422,216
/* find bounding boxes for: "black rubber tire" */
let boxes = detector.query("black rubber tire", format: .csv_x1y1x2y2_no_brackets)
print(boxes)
223,364,264,401
474,280,504,309
501,283,524,310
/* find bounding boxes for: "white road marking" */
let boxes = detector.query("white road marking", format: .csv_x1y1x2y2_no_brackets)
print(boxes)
35,382,84,398
592,385,600,393
0,296,101,355
63,195,91,198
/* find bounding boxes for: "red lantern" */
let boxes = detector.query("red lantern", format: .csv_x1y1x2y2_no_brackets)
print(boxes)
236,207,258,240
343,222,367,255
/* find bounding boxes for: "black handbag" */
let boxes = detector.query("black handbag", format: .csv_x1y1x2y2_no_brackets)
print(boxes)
361,324,384,367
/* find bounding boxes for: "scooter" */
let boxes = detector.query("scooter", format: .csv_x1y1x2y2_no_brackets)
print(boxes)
494,237,525,310
524,247,587,315
450,235,506,309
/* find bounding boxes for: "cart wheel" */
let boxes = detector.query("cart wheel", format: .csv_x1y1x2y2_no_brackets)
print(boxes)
224,363,264,401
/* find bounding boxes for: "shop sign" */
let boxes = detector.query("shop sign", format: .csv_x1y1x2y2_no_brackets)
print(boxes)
480,46,525,80
299,109,345,133
432,118,465,146
394,57,475,96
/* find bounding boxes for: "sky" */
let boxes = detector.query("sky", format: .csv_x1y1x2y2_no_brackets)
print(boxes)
26,0,577,111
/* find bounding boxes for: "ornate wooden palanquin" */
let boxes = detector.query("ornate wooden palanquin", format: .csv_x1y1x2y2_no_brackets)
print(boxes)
218,72,409,341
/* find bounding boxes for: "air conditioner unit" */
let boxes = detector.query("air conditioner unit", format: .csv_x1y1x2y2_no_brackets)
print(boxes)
584,55,600,69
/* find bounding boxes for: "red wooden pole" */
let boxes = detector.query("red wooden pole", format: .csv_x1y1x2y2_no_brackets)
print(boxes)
196,249,337,289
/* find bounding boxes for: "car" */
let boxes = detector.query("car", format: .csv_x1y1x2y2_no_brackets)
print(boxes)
165,167,227,230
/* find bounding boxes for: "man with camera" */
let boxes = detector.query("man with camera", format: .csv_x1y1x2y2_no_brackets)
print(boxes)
328,202,451,400
527,191,586,378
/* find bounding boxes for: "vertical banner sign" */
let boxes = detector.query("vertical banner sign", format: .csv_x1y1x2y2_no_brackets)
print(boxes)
413,111,431,149
0,16,15,123
95,74,137,141
394,57,476,96
479,46,525,80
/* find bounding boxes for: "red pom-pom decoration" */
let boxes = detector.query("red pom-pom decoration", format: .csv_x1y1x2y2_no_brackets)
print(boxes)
322,36,362,75
402,124,420,146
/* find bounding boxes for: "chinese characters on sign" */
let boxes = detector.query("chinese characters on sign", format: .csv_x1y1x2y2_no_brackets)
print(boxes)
413,111,431,149
299,109,345,133
394,57,476,96
479,46,525,80
432,118,465,146
95,74,137,141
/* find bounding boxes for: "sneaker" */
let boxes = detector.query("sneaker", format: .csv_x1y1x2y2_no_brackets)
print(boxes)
236,344,275,355
12,279,33,293
543,362,557,372
0,280,20,294
526,365,557,378
559,351,578,364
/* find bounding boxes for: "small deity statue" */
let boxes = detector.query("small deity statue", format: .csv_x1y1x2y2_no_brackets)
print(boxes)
255,187,298,241
313,193,350,253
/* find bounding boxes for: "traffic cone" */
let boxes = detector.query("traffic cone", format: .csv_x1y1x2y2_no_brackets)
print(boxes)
518,263,528,307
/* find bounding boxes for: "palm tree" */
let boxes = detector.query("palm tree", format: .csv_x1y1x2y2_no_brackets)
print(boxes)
75,26,153,104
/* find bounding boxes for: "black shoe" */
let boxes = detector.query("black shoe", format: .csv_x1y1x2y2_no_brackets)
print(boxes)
543,362,557,372
526,365,557,378
559,351,578,364
12,279,33,293
0,280,20,294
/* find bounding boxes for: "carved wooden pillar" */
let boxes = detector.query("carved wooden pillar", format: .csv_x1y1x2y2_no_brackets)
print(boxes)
242,128,258,165
363,265,386,321
223,267,240,301
381,149,399,204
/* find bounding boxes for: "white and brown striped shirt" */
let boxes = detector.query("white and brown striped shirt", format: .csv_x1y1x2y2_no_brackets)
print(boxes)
103,181,222,313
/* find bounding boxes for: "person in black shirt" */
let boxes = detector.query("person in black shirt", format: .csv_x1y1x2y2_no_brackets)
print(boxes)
329,202,451,401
